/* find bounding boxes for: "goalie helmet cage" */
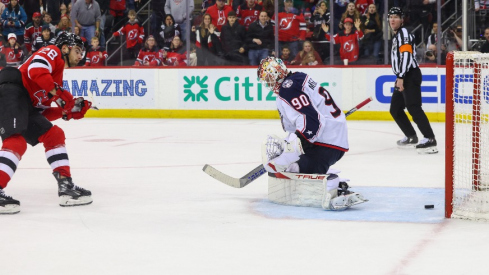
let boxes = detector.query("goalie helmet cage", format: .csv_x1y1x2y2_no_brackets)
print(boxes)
445,51,489,220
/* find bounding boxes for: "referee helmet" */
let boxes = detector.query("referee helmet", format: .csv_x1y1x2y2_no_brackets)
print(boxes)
388,7,404,18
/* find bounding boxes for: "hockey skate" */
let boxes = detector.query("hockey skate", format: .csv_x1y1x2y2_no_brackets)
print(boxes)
397,136,418,149
0,188,20,214
53,172,93,207
322,177,368,211
415,138,438,154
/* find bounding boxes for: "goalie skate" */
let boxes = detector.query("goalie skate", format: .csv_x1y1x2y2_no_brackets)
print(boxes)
0,189,20,214
54,172,93,207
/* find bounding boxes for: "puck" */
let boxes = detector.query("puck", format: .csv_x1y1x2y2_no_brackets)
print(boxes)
424,205,434,209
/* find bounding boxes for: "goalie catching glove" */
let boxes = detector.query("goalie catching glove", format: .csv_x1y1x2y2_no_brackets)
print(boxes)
262,132,304,173
52,84,92,120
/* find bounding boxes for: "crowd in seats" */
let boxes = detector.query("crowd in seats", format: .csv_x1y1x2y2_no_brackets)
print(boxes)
0,0,484,68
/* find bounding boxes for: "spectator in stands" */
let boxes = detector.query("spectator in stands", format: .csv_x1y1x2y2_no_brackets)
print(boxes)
0,3,5,20
109,0,126,32
85,36,108,66
1,0,27,43
354,0,374,15
480,27,489,53
150,0,166,40
236,0,262,30
23,0,41,24
339,2,360,31
206,0,233,33
134,35,161,66
1,33,23,66
165,0,194,41
161,36,187,66
97,0,109,46
310,0,330,61
24,12,42,55
32,25,56,52
59,3,69,20
113,9,144,60
275,0,306,58
42,12,57,33
55,14,71,36
360,4,382,63
290,40,322,65
426,22,441,55
191,13,222,66
158,14,181,51
446,25,463,52
322,17,363,64
246,10,273,66
405,0,433,45
261,0,274,18
221,10,246,65
72,0,101,43
280,45,293,65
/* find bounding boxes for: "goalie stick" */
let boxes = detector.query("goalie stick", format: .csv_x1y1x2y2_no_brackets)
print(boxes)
203,97,373,188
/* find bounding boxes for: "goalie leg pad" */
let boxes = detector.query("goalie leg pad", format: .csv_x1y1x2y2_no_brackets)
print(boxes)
321,174,340,210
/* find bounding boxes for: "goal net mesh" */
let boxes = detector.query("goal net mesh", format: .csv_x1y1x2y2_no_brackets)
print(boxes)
449,51,489,221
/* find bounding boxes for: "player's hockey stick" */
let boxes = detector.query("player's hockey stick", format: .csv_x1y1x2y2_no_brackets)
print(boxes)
203,97,373,188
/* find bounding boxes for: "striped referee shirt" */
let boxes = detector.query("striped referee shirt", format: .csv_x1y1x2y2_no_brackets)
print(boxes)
391,27,419,79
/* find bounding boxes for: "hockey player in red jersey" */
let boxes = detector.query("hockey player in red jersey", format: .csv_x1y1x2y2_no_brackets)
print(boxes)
85,36,108,66
257,56,367,210
322,17,363,64
0,32,93,214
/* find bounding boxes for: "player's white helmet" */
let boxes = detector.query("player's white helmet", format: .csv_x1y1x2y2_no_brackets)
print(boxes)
257,57,288,93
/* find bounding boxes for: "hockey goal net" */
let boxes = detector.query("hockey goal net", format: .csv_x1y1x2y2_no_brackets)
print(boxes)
446,51,489,220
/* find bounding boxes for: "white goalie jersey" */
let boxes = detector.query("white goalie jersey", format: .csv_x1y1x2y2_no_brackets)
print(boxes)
277,72,349,152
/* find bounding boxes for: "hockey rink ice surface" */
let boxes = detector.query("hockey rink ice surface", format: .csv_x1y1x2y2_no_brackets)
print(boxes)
3,118,489,275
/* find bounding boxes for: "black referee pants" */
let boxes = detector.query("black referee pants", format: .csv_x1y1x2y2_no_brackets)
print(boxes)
390,68,435,139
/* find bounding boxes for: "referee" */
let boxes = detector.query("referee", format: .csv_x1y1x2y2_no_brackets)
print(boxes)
388,7,438,154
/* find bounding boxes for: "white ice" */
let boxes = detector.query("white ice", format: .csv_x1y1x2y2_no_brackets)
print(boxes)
2,118,489,275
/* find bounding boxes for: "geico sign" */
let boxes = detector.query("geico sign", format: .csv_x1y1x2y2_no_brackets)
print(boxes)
375,74,445,104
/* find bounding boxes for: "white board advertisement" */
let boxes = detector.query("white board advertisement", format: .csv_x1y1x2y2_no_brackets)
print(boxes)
63,68,156,109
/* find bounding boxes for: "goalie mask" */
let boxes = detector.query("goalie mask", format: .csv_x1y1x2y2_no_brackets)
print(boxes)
257,57,288,93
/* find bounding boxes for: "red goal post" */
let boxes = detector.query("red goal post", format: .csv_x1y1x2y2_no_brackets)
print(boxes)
445,51,489,220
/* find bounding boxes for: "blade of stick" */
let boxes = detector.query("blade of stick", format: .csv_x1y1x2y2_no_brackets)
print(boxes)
203,164,266,188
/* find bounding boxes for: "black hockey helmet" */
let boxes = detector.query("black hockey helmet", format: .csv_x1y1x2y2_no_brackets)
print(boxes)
55,32,85,52
388,7,404,18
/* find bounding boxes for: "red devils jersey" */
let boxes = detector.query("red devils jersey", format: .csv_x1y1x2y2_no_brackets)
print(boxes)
85,47,108,67
136,48,161,66
113,20,145,49
206,4,233,32
1,46,24,67
24,24,42,52
236,3,262,30
274,12,307,42
110,0,126,17
355,0,374,15
18,45,65,109
161,50,187,66
325,30,364,62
